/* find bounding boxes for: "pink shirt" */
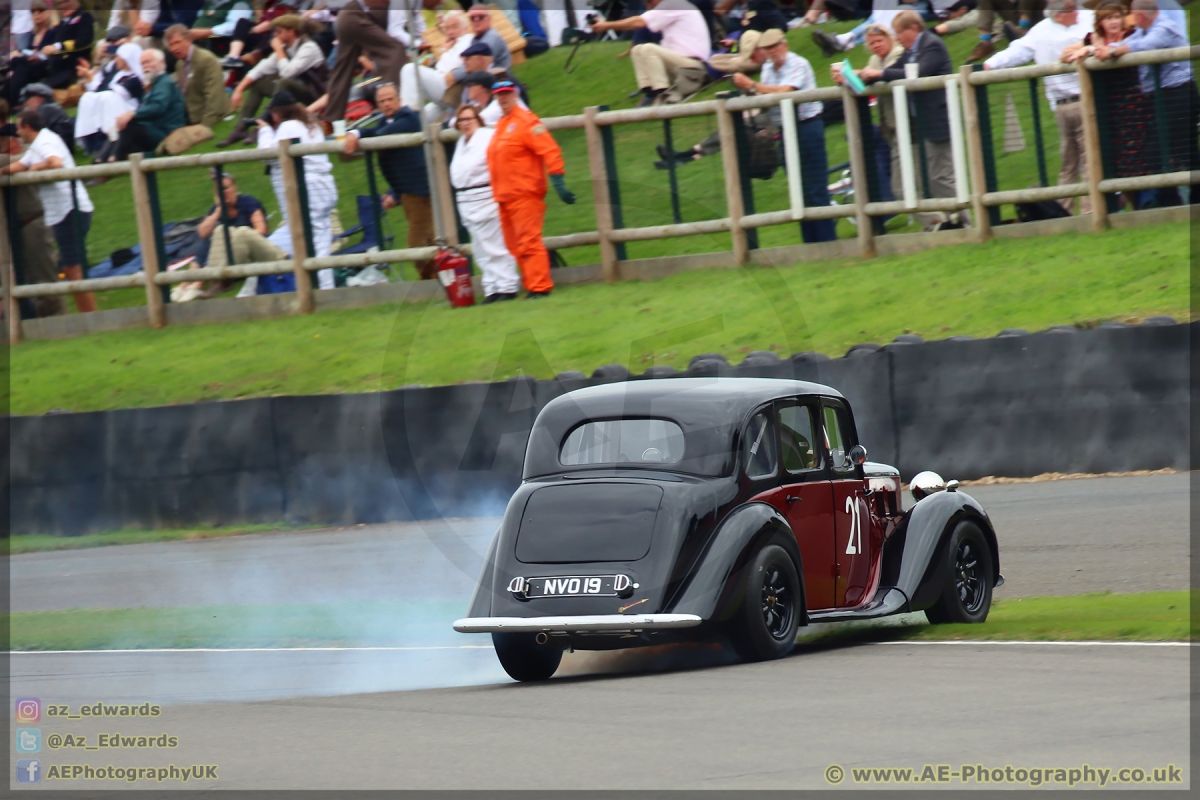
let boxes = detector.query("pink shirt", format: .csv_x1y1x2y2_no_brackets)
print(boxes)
642,2,711,61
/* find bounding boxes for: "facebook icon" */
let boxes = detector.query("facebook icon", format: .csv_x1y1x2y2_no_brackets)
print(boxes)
16,758,41,783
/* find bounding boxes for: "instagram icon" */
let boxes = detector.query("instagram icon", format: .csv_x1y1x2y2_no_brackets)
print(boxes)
15,699,40,723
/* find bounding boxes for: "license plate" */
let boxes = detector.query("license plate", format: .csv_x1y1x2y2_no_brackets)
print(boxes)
526,575,624,598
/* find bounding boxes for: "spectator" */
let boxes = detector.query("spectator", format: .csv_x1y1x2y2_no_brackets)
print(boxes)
860,10,966,230
1063,3,1149,202
984,0,1093,213
18,83,75,148
486,80,576,298
445,42,527,120
450,103,520,303
113,48,187,160
716,0,788,33
966,0,1048,63
341,82,436,279
221,0,302,69
1,109,97,313
189,0,255,43
463,4,511,70
73,43,144,158
1096,0,1198,205
387,0,427,48
399,9,473,124
219,15,328,147
323,0,408,122
10,6,35,52
0,103,65,318
7,0,91,101
933,0,1004,37
732,29,837,243
149,0,205,40
194,171,275,298
165,23,230,131
592,0,713,107
832,23,905,206
812,0,946,57
460,70,529,127
255,91,338,290
107,1,161,48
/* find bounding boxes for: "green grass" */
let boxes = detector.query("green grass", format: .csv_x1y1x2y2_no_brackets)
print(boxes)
8,591,1190,651
72,21,1121,314
6,524,318,555
799,591,1193,645
10,221,1188,415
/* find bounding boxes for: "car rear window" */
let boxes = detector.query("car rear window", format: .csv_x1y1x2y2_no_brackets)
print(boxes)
560,418,686,466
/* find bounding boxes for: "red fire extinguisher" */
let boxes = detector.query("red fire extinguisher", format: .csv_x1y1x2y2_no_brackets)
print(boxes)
433,240,475,308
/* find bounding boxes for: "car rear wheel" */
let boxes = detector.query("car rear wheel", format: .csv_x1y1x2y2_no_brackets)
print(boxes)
925,521,994,624
729,544,801,662
491,632,563,682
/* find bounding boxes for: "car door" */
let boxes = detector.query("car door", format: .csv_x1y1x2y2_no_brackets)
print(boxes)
754,401,836,612
822,400,880,608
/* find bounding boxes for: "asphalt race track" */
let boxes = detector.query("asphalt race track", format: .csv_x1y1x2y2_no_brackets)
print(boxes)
9,474,1191,789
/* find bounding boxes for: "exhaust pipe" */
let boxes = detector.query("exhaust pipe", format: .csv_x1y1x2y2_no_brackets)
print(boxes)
535,632,550,645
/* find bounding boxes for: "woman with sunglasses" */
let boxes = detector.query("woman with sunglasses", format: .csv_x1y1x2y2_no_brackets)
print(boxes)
451,102,520,303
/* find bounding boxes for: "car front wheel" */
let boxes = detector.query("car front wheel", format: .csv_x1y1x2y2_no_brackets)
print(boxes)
925,521,994,624
492,632,563,682
729,544,801,662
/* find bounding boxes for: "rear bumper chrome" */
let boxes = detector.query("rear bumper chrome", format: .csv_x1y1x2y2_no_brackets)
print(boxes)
453,614,703,634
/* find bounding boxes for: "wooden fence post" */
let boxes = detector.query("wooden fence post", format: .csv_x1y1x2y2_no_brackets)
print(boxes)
584,106,619,282
840,88,875,258
1076,61,1110,231
278,139,315,313
959,66,992,243
0,188,20,344
128,153,166,328
427,124,459,246
716,98,748,266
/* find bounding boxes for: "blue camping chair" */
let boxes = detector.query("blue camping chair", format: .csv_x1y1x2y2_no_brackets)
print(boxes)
332,194,397,285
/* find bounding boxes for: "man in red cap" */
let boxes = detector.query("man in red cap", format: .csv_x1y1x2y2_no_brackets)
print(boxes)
485,80,575,298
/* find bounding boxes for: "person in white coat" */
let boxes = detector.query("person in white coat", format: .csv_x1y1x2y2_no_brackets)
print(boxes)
73,42,145,157
450,103,519,303
244,90,338,294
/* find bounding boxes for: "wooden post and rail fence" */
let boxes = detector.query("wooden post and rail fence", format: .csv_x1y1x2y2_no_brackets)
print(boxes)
1,46,1196,342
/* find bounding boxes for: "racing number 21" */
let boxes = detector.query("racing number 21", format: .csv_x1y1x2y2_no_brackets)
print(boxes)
844,495,863,555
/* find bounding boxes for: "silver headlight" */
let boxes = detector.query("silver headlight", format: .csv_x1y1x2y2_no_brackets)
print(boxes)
910,471,946,502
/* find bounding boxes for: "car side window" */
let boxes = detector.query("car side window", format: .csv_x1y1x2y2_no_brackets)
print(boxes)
743,410,778,480
822,403,856,474
779,403,820,474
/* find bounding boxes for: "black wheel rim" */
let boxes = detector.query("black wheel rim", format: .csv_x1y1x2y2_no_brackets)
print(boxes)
760,566,795,640
955,541,986,614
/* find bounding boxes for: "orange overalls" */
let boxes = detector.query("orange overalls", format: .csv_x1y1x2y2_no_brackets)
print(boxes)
486,105,566,294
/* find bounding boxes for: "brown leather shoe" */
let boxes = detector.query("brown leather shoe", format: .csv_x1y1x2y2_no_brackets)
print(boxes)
214,125,247,148
965,39,996,63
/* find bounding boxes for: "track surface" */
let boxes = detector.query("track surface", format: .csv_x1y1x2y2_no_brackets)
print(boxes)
8,474,1191,789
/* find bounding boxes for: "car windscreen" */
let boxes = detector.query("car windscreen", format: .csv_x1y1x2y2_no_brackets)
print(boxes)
559,418,686,467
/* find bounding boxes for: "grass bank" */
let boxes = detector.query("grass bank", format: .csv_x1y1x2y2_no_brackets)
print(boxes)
8,591,1191,651
6,524,322,555
11,221,1188,415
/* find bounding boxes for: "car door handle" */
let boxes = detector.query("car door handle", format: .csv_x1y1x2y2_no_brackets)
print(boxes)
786,495,802,504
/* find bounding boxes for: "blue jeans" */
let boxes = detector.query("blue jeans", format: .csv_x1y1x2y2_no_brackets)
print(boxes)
796,117,838,243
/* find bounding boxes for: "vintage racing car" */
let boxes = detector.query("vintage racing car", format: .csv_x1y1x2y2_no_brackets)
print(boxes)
454,378,1002,681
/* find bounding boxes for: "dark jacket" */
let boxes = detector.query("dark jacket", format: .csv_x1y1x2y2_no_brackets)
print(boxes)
878,30,952,143
152,0,205,37
134,73,189,146
43,10,94,76
357,108,429,198
743,0,787,33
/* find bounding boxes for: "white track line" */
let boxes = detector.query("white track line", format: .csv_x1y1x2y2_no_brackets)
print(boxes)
869,640,1193,648
7,645,495,655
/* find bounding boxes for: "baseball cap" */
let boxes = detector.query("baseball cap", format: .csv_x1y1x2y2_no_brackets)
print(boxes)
461,41,494,58
463,71,495,90
491,80,518,94
19,83,54,101
266,90,298,109
755,28,786,49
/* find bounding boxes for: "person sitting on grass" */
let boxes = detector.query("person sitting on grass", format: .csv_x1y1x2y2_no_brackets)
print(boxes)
111,48,186,162
193,170,271,299
591,0,713,107
164,23,231,132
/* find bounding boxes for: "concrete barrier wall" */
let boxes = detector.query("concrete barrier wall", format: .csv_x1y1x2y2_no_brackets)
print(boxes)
9,322,1191,536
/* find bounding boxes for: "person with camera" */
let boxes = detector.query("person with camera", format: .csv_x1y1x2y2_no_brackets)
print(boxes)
591,0,712,107
732,28,836,243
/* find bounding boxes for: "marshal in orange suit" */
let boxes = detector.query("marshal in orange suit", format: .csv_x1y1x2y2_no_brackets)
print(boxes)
485,81,576,298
